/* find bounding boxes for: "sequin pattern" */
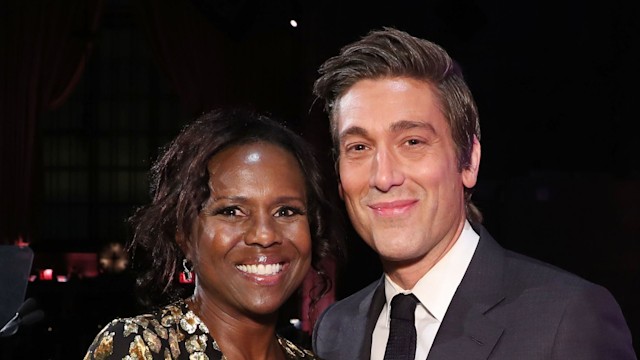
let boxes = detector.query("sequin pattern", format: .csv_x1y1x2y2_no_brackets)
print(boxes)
84,299,318,359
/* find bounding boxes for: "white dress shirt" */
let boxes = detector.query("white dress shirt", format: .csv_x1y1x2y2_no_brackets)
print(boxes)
371,220,479,360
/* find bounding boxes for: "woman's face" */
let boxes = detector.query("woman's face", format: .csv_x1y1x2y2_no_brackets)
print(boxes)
185,141,312,318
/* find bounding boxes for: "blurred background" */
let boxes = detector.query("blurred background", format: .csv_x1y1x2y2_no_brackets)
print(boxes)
1,0,638,358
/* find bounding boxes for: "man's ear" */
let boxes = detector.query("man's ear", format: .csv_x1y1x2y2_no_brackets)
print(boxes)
462,135,481,188
335,155,345,200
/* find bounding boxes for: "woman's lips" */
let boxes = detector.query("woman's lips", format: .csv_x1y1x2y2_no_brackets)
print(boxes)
235,263,284,276
235,259,290,285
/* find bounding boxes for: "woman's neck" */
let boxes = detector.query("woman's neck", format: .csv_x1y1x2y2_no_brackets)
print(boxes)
185,294,285,360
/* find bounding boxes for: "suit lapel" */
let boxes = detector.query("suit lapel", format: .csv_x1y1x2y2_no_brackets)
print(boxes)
322,279,385,360
427,225,507,360
360,280,386,359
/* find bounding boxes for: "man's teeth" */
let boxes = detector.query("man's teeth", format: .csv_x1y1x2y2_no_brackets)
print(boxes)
236,263,283,276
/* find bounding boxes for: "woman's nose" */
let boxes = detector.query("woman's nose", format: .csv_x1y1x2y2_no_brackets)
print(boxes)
244,213,281,247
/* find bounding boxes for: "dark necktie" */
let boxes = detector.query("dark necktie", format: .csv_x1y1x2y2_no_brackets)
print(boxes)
383,293,419,360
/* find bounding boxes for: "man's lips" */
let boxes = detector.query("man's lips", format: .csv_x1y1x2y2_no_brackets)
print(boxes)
367,199,417,216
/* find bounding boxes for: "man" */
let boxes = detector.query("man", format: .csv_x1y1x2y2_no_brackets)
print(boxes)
311,27,636,360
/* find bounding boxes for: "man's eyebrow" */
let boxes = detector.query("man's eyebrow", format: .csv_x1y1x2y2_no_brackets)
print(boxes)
338,120,436,143
389,120,436,134
339,126,369,142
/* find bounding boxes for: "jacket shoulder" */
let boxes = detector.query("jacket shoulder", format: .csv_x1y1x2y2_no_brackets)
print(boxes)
312,278,382,359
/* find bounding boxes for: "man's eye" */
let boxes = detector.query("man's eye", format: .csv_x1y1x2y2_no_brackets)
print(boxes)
407,139,421,145
347,144,367,152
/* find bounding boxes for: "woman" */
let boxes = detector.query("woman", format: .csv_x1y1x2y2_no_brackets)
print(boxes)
85,109,332,359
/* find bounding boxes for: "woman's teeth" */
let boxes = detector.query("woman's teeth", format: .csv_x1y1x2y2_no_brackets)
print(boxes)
236,263,283,276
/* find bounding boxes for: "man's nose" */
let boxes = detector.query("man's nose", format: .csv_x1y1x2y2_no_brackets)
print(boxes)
369,148,404,192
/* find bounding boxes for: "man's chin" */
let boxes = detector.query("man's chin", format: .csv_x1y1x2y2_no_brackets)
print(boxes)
378,249,424,265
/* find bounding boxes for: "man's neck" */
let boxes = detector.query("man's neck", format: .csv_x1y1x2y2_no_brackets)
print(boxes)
382,218,467,290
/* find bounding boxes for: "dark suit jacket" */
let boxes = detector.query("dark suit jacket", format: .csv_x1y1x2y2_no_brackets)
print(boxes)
313,225,636,359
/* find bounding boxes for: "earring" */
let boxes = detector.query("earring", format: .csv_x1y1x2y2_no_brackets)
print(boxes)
182,258,194,282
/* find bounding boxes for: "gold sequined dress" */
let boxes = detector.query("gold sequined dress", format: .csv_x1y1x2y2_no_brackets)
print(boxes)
84,299,318,360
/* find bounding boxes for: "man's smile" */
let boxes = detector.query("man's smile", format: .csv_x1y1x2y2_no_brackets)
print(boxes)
367,199,418,217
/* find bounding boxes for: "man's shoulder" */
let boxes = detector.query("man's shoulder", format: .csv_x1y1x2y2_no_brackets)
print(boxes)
489,243,621,312
477,243,635,358
475,225,602,292
503,247,601,290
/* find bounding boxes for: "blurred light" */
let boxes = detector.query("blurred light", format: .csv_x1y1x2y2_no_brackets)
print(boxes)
16,236,29,248
29,275,37,282
65,252,99,278
289,318,301,329
99,243,129,274
56,275,68,282
40,269,53,281
290,19,298,28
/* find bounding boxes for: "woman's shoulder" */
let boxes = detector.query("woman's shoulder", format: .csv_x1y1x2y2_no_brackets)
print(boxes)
84,300,202,360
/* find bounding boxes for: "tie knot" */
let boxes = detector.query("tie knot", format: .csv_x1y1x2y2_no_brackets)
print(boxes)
389,293,418,321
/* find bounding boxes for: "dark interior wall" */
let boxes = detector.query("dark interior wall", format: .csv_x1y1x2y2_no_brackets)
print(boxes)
2,0,638,357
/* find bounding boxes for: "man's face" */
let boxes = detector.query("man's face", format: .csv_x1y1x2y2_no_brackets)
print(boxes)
335,77,479,282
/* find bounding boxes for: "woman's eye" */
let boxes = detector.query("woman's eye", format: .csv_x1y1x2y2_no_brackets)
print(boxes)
214,206,241,217
222,208,236,216
274,206,304,217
